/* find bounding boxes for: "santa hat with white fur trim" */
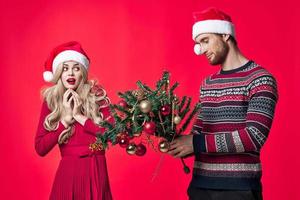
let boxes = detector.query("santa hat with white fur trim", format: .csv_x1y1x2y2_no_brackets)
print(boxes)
43,41,90,82
192,8,235,55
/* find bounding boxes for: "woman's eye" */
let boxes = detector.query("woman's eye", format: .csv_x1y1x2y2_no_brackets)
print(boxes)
74,67,80,71
63,67,68,71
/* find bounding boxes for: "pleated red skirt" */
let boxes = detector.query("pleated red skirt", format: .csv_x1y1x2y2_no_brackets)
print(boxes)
50,147,112,200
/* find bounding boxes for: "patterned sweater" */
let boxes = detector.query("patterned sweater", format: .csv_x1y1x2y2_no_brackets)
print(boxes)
191,61,278,191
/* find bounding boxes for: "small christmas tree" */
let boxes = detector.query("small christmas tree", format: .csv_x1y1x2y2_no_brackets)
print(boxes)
91,71,200,173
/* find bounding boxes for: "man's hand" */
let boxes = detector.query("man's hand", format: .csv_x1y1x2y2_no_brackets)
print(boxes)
168,135,194,158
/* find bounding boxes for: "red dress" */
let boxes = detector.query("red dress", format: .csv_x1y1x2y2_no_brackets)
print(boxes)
35,101,113,200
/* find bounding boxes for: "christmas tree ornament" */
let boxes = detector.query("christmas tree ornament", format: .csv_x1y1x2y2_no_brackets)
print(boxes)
118,100,128,108
132,89,145,101
143,121,156,135
135,143,147,156
139,100,152,113
89,142,103,151
126,143,137,155
118,134,130,148
158,141,170,153
119,137,129,148
174,115,182,124
160,104,171,116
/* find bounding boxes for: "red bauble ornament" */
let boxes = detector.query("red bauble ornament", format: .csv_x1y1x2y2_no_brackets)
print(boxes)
117,133,129,148
143,122,156,135
160,105,171,116
119,137,129,148
135,143,147,156
118,100,128,108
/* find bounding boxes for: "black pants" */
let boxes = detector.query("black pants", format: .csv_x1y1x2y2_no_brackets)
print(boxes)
187,187,263,200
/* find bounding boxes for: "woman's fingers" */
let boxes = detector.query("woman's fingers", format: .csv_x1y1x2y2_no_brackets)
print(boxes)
67,95,74,103
70,90,80,100
71,90,80,98
63,89,73,102
71,91,82,106
64,89,71,97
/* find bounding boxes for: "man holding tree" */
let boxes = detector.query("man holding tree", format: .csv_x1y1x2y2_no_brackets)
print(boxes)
168,7,278,200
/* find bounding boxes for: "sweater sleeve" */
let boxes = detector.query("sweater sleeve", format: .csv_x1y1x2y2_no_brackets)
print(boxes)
193,74,278,154
35,101,66,157
83,105,113,136
191,102,203,135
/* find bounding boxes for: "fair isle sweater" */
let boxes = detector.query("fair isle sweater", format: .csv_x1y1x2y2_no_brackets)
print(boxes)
191,61,278,191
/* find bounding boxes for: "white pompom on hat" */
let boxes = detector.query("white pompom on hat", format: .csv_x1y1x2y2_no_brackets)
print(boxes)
194,44,202,55
192,8,235,55
43,41,90,82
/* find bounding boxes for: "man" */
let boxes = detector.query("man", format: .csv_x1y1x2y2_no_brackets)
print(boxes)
168,8,278,200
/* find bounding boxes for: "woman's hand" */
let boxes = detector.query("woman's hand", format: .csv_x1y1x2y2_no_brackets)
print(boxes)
61,89,74,128
71,91,88,125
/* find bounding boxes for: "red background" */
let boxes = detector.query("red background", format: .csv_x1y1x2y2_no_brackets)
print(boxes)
0,0,299,199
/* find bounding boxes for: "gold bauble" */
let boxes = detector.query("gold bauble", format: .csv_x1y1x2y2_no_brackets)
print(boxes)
139,100,152,113
158,141,170,153
126,143,137,155
173,115,182,125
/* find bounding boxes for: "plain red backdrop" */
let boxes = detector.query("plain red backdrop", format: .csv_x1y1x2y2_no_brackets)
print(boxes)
0,0,299,199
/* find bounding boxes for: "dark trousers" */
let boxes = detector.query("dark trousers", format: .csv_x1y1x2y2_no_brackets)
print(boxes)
187,187,263,200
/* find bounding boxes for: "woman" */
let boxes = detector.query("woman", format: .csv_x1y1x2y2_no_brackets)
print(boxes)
35,41,113,200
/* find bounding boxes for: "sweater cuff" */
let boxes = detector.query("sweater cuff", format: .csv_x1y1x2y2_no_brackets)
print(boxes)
193,134,206,154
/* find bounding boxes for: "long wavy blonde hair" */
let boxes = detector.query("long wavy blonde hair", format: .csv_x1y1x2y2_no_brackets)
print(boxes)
42,63,110,144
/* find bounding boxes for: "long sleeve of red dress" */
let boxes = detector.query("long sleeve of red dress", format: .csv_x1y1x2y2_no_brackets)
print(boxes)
35,101,112,156
35,101,66,157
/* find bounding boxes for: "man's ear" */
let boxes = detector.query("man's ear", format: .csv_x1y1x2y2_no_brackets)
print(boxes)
222,34,230,42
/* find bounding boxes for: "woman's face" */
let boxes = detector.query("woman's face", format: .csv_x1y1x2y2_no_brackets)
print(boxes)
60,61,83,90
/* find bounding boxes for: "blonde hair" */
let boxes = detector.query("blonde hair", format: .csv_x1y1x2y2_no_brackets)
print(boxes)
42,63,110,144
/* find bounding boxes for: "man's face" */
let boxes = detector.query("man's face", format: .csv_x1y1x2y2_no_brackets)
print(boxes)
195,33,229,65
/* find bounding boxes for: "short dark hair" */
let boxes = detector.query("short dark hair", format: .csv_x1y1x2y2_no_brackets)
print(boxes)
215,34,237,46
229,35,237,46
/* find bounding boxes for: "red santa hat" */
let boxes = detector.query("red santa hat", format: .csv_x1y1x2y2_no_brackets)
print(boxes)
192,8,235,55
43,41,90,82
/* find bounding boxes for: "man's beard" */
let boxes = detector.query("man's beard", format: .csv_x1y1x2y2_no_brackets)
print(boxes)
208,43,229,65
